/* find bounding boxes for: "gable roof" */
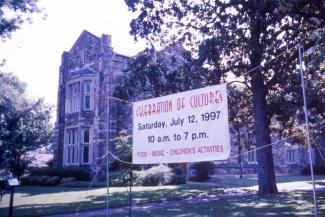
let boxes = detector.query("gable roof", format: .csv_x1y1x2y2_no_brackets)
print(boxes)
69,30,100,52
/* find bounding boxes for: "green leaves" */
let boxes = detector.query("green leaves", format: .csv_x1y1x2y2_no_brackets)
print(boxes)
0,72,52,177
115,46,206,101
0,0,42,39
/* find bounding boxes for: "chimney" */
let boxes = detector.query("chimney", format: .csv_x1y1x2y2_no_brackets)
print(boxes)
101,34,112,47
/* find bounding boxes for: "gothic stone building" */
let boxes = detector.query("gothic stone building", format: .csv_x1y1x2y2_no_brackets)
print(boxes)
53,30,130,171
54,30,316,177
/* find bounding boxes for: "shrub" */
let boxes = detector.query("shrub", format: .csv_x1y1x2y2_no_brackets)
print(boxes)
171,166,185,176
46,159,55,168
191,161,214,181
29,167,90,181
24,175,51,185
20,176,30,185
60,177,76,185
301,165,325,175
39,175,51,185
28,176,39,185
135,164,173,186
170,174,186,185
58,181,105,188
109,170,133,187
46,176,61,186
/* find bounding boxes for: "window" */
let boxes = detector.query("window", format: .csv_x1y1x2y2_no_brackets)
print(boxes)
248,146,257,163
65,128,79,165
83,145,90,164
67,147,71,164
84,129,90,143
287,149,297,163
84,81,92,110
80,50,86,64
66,82,80,113
82,128,91,164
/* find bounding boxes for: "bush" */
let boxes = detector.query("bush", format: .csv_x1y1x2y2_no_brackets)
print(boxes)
191,161,214,181
46,159,55,168
60,177,76,185
29,167,90,181
58,181,106,188
170,174,186,185
39,175,51,185
135,165,173,186
20,176,30,185
28,176,39,185
171,166,185,176
46,176,61,186
109,170,133,187
22,175,51,185
301,165,325,175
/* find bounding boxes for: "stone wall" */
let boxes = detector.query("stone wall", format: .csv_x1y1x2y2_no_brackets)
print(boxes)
53,30,129,172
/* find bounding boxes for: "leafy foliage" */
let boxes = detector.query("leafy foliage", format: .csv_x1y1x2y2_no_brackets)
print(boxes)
135,164,174,186
29,167,91,181
125,0,325,194
0,0,42,39
228,85,255,177
190,161,214,182
114,46,206,101
0,72,52,177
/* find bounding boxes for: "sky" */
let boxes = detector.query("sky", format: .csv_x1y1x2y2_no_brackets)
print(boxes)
0,0,146,119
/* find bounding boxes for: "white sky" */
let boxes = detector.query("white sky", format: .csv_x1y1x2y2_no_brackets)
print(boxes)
0,0,146,119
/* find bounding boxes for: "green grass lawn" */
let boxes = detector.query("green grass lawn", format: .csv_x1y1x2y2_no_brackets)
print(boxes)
209,175,325,187
0,175,324,216
0,184,225,216
109,191,325,217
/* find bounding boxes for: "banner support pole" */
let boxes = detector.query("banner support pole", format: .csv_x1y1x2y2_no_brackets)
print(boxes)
298,44,318,217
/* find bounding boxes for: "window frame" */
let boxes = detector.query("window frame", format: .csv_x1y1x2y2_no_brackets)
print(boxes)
287,149,297,164
247,146,257,164
82,128,91,164
83,81,92,110
64,128,79,166
66,82,80,113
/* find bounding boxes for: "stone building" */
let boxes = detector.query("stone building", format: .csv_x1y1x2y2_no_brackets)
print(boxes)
53,30,131,171
54,30,319,177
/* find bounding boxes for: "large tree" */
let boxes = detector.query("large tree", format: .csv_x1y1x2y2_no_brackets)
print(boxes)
115,46,206,100
125,0,325,194
0,0,41,39
228,85,254,178
0,72,52,177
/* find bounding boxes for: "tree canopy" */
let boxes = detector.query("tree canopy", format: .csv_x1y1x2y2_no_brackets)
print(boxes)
115,45,206,100
125,0,325,194
0,0,41,39
0,72,52,177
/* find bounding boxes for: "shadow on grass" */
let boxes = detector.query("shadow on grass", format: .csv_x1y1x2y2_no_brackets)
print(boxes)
0,185,227,216
18,186,92,195
2,179,324,217
110,191,325,217
207,175,325,189
0,200,106,217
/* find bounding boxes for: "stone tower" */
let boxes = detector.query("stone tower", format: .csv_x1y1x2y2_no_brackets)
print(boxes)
53,30,130,172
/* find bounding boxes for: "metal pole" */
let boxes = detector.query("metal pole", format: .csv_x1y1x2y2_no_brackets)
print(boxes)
106,77,111,217
298,44,318,217
129,167,133,217
8,187,14,217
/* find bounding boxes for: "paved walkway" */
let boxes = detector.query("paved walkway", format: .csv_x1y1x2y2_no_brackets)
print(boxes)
45,183,325,217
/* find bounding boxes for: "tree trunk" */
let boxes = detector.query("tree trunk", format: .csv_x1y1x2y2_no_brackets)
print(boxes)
249,10,278,194
236,129,243,178
251,71,278,195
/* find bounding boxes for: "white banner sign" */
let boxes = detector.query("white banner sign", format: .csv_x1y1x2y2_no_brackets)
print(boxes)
132,84,230,164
